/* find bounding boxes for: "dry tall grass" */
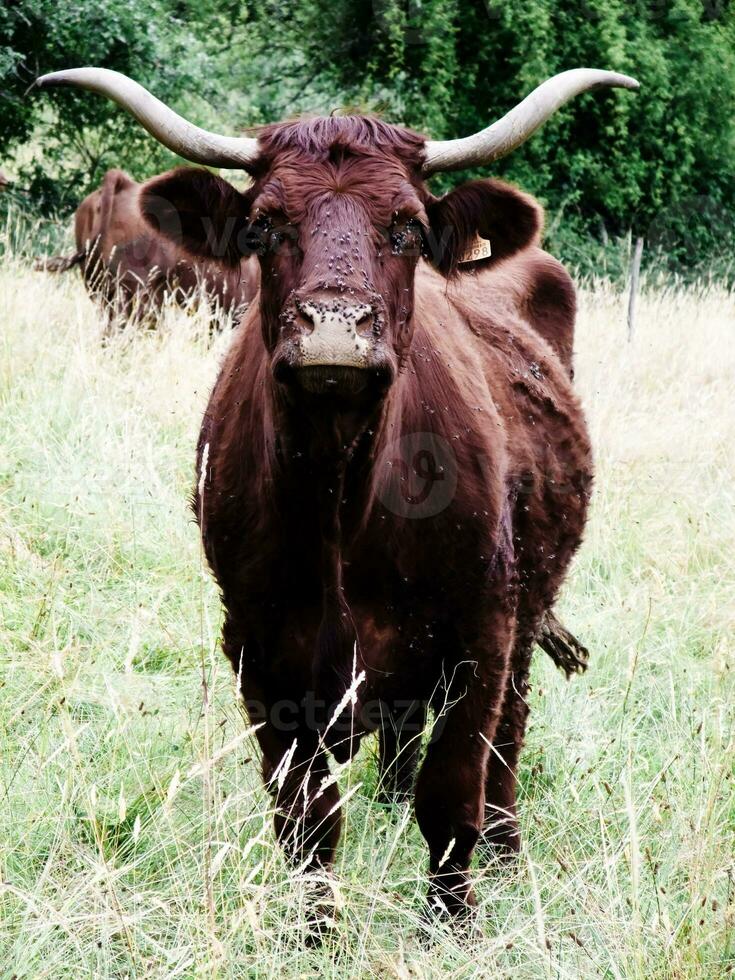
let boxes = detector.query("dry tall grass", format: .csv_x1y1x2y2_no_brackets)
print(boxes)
1,256,733,977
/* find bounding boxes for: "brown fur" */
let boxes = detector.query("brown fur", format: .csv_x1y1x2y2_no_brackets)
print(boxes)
462,247,577,376
39,169,259,329
141,116,593,924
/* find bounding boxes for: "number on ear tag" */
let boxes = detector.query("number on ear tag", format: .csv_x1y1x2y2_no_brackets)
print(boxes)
457,235,492,265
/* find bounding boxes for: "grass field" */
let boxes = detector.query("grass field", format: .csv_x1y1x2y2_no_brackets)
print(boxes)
1,249,733,978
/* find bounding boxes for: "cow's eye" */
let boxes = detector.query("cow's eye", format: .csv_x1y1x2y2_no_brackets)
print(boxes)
245,215,297,256
244,215,272,255
269,224,297,251
390,217,424,256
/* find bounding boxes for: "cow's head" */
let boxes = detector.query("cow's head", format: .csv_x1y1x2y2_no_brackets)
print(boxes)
136,124,550,402
35,68,638,405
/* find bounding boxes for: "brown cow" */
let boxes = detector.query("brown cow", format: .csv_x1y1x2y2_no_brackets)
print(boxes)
37,66,637,929
36,168,258,328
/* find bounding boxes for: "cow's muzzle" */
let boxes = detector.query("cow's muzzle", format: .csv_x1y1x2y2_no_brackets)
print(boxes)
274,294,394,398
294,297,375,368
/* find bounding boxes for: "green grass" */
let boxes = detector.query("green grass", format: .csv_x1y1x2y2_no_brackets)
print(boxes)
1,252,734,978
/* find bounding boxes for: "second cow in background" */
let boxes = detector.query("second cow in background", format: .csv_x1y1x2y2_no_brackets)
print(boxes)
37,168,259,329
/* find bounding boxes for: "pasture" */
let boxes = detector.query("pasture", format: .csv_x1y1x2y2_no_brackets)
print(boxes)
0,240,733,977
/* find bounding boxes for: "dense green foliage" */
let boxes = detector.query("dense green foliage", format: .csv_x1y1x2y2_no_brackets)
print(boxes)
2,0,734,278
0,0,214,209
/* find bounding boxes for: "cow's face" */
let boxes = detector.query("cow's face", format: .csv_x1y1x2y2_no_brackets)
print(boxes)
140,118,541,404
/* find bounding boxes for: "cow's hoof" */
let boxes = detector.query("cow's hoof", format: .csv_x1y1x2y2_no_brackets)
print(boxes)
303,881,338,947
419,885,478,943
375,788,413,807
477,819,521,862
425,876,477,919
303,912,334,948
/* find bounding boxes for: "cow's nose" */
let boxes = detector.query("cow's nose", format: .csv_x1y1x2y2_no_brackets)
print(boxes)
293,298,376,367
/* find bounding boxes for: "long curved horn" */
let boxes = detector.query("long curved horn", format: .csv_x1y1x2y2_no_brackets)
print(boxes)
422,68,640,175
34,68,260,169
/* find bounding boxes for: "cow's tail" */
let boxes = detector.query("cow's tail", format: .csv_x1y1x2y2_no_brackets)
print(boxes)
34,252,85,273
537,610,589,677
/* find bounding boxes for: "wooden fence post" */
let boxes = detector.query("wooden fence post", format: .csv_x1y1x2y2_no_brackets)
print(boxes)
627,236,644,341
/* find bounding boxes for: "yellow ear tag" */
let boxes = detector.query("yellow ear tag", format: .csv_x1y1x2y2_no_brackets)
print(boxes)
457,235,492,265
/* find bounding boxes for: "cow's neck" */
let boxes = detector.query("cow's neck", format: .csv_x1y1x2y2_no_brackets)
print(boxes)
275,392,385,506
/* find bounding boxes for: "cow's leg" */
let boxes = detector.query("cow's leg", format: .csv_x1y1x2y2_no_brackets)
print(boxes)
481,637,533,856
223,617,341,944
377,700,426,803
250,700,342,945
263,735,341,870
241,678,342,870
222,614,342,868
414,609,514,917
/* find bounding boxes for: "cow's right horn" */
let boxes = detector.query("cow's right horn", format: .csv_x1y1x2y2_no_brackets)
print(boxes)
422,68,640,175
34,68,260,170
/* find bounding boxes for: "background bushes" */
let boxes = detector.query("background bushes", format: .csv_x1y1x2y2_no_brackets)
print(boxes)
2,0,734,280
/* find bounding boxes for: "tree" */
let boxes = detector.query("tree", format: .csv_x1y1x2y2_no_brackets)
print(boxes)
2,0,734,278
0,0,210,210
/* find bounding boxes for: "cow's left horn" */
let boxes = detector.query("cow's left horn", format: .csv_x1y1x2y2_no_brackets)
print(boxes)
422,68,639,175
34,68,260,169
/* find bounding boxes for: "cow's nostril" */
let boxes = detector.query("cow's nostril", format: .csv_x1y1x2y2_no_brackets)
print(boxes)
355,311,374,337
295,302,315,332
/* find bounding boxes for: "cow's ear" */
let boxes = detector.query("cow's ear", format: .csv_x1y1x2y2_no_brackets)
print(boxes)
425,179,542,276
140,167,252,266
